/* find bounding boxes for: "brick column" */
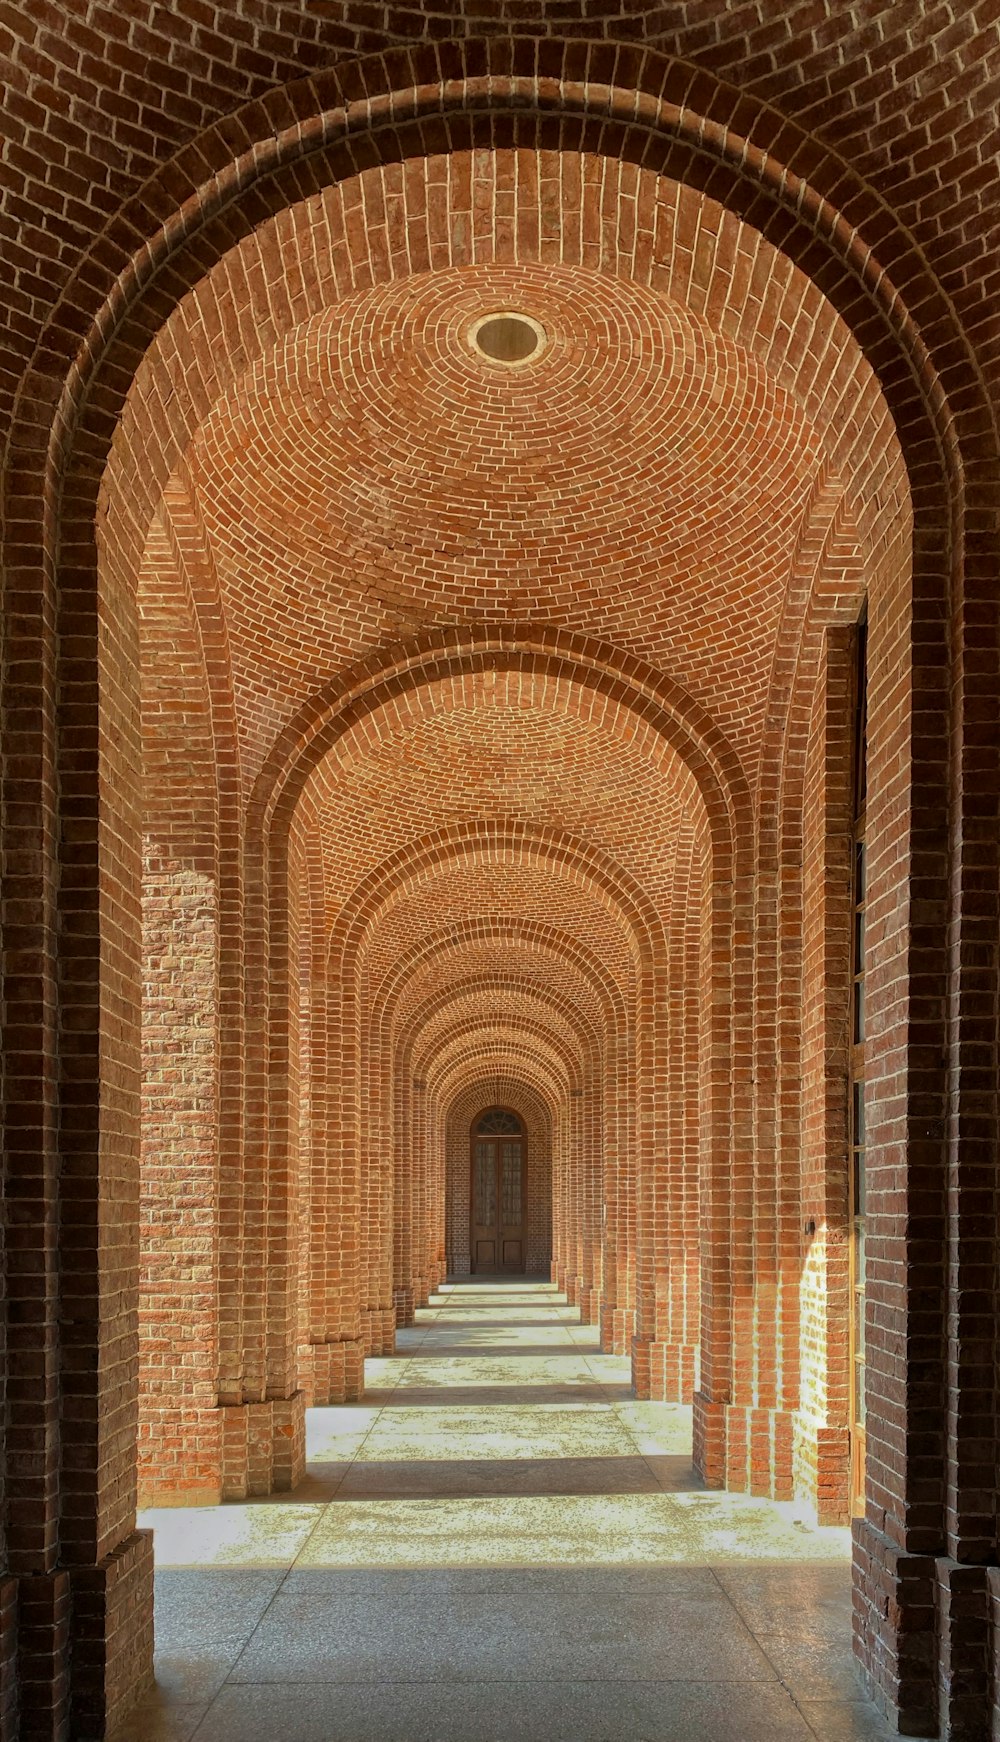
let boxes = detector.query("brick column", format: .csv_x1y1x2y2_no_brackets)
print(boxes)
218,821,306,1497
851,547,953,1737
1,396,156,1736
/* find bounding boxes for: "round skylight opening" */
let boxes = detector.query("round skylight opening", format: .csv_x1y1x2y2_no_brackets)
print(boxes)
469,311,547,367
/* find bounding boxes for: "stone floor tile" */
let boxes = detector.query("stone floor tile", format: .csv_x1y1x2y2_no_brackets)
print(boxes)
394,1354,607,1383
287,1462,354,1501
713,1563,852,1642
356,1419,636,1462
276,1563,722,1598
796,1698,898,1739
112,1694,208,1741
642,1453,705,1491
229,1580,777,1685
140,1503,321,1568
195,1677,814,1742
135,1282,862,1742
153,1569,283,1650
145,1569,286,1701
294,1490,701,1569
361,1382,617,1406
755,1632,872,1701
333,1452,661,1496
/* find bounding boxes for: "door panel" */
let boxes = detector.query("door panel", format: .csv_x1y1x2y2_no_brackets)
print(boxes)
472,1138,499,1271
474,1141,496,1224
499,1140,523,1270
471,1131,525,1272
500,1142,522,1220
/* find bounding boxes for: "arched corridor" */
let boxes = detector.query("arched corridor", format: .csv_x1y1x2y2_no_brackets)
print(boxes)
2,10,999,1741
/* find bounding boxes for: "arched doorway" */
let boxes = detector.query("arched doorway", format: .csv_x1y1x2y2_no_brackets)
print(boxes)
470,1107,526,1274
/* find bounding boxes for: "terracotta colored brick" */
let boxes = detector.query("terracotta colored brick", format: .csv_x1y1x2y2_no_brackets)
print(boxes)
1,17,999,1742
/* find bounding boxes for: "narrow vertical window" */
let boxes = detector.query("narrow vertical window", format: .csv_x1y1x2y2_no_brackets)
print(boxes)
849,615,868,1514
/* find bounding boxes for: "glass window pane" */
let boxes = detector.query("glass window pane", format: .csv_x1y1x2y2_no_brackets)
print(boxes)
476,1108,521,1135
501,1142,522,1223
852,1080,865,1148
474,1142,496,1225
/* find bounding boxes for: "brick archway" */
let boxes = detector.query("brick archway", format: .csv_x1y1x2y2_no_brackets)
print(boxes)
447,1080,555,1281
2,34,996,1739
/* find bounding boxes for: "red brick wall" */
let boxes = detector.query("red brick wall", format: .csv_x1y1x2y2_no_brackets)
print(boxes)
3,16,998,1739
794,628,855,1525
138,511,223,1506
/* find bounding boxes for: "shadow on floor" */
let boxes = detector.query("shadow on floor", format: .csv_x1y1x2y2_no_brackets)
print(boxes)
122,1280,893,1742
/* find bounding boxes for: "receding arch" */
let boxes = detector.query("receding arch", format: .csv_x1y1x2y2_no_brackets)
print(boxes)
6,42,996,1739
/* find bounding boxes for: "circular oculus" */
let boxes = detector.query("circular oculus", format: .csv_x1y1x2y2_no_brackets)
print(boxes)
469,311,547,366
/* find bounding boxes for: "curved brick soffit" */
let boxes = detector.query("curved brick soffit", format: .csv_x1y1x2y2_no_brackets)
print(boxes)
383,951,645,1178
115,157,909,861
322,830,652,1123
257,660,696,1170
376,876,697,1103
312,782,704,1191
10,45,992,1102
369,926,634,1073
282,665,715,918
8,37,983,870
256,639,744,981
447,1079,554,1135
115,178,901,813
13,36,980,1002
381,958,608,1068
407,993,593,1085
378,933,623,1038
396,1029,595,1145
360,946,626,1154
305,737,712,1092
392,982,606,1092
754,471,870,809
147,479,243,833
339,796,701,1047
21,36,996,589
10,39,991,1276
67,33,980,1009
309,917,631,1123
328,821,663,973
426,1024,580,1099
392,967,609,1061
381,975,607,1109
442,1069,562,1131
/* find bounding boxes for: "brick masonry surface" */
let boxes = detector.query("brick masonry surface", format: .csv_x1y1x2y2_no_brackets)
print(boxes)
1,7,999,1739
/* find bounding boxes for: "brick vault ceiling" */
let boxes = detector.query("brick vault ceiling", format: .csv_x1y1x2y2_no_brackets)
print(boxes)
128,155,906,818
131,154,906,1000
297,682,700,920
188,262,827,781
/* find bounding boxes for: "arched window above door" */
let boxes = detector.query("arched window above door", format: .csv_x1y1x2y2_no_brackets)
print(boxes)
475,1108,523,1135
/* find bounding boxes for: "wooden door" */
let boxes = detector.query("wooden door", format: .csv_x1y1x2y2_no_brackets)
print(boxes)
471,1128,525,1274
